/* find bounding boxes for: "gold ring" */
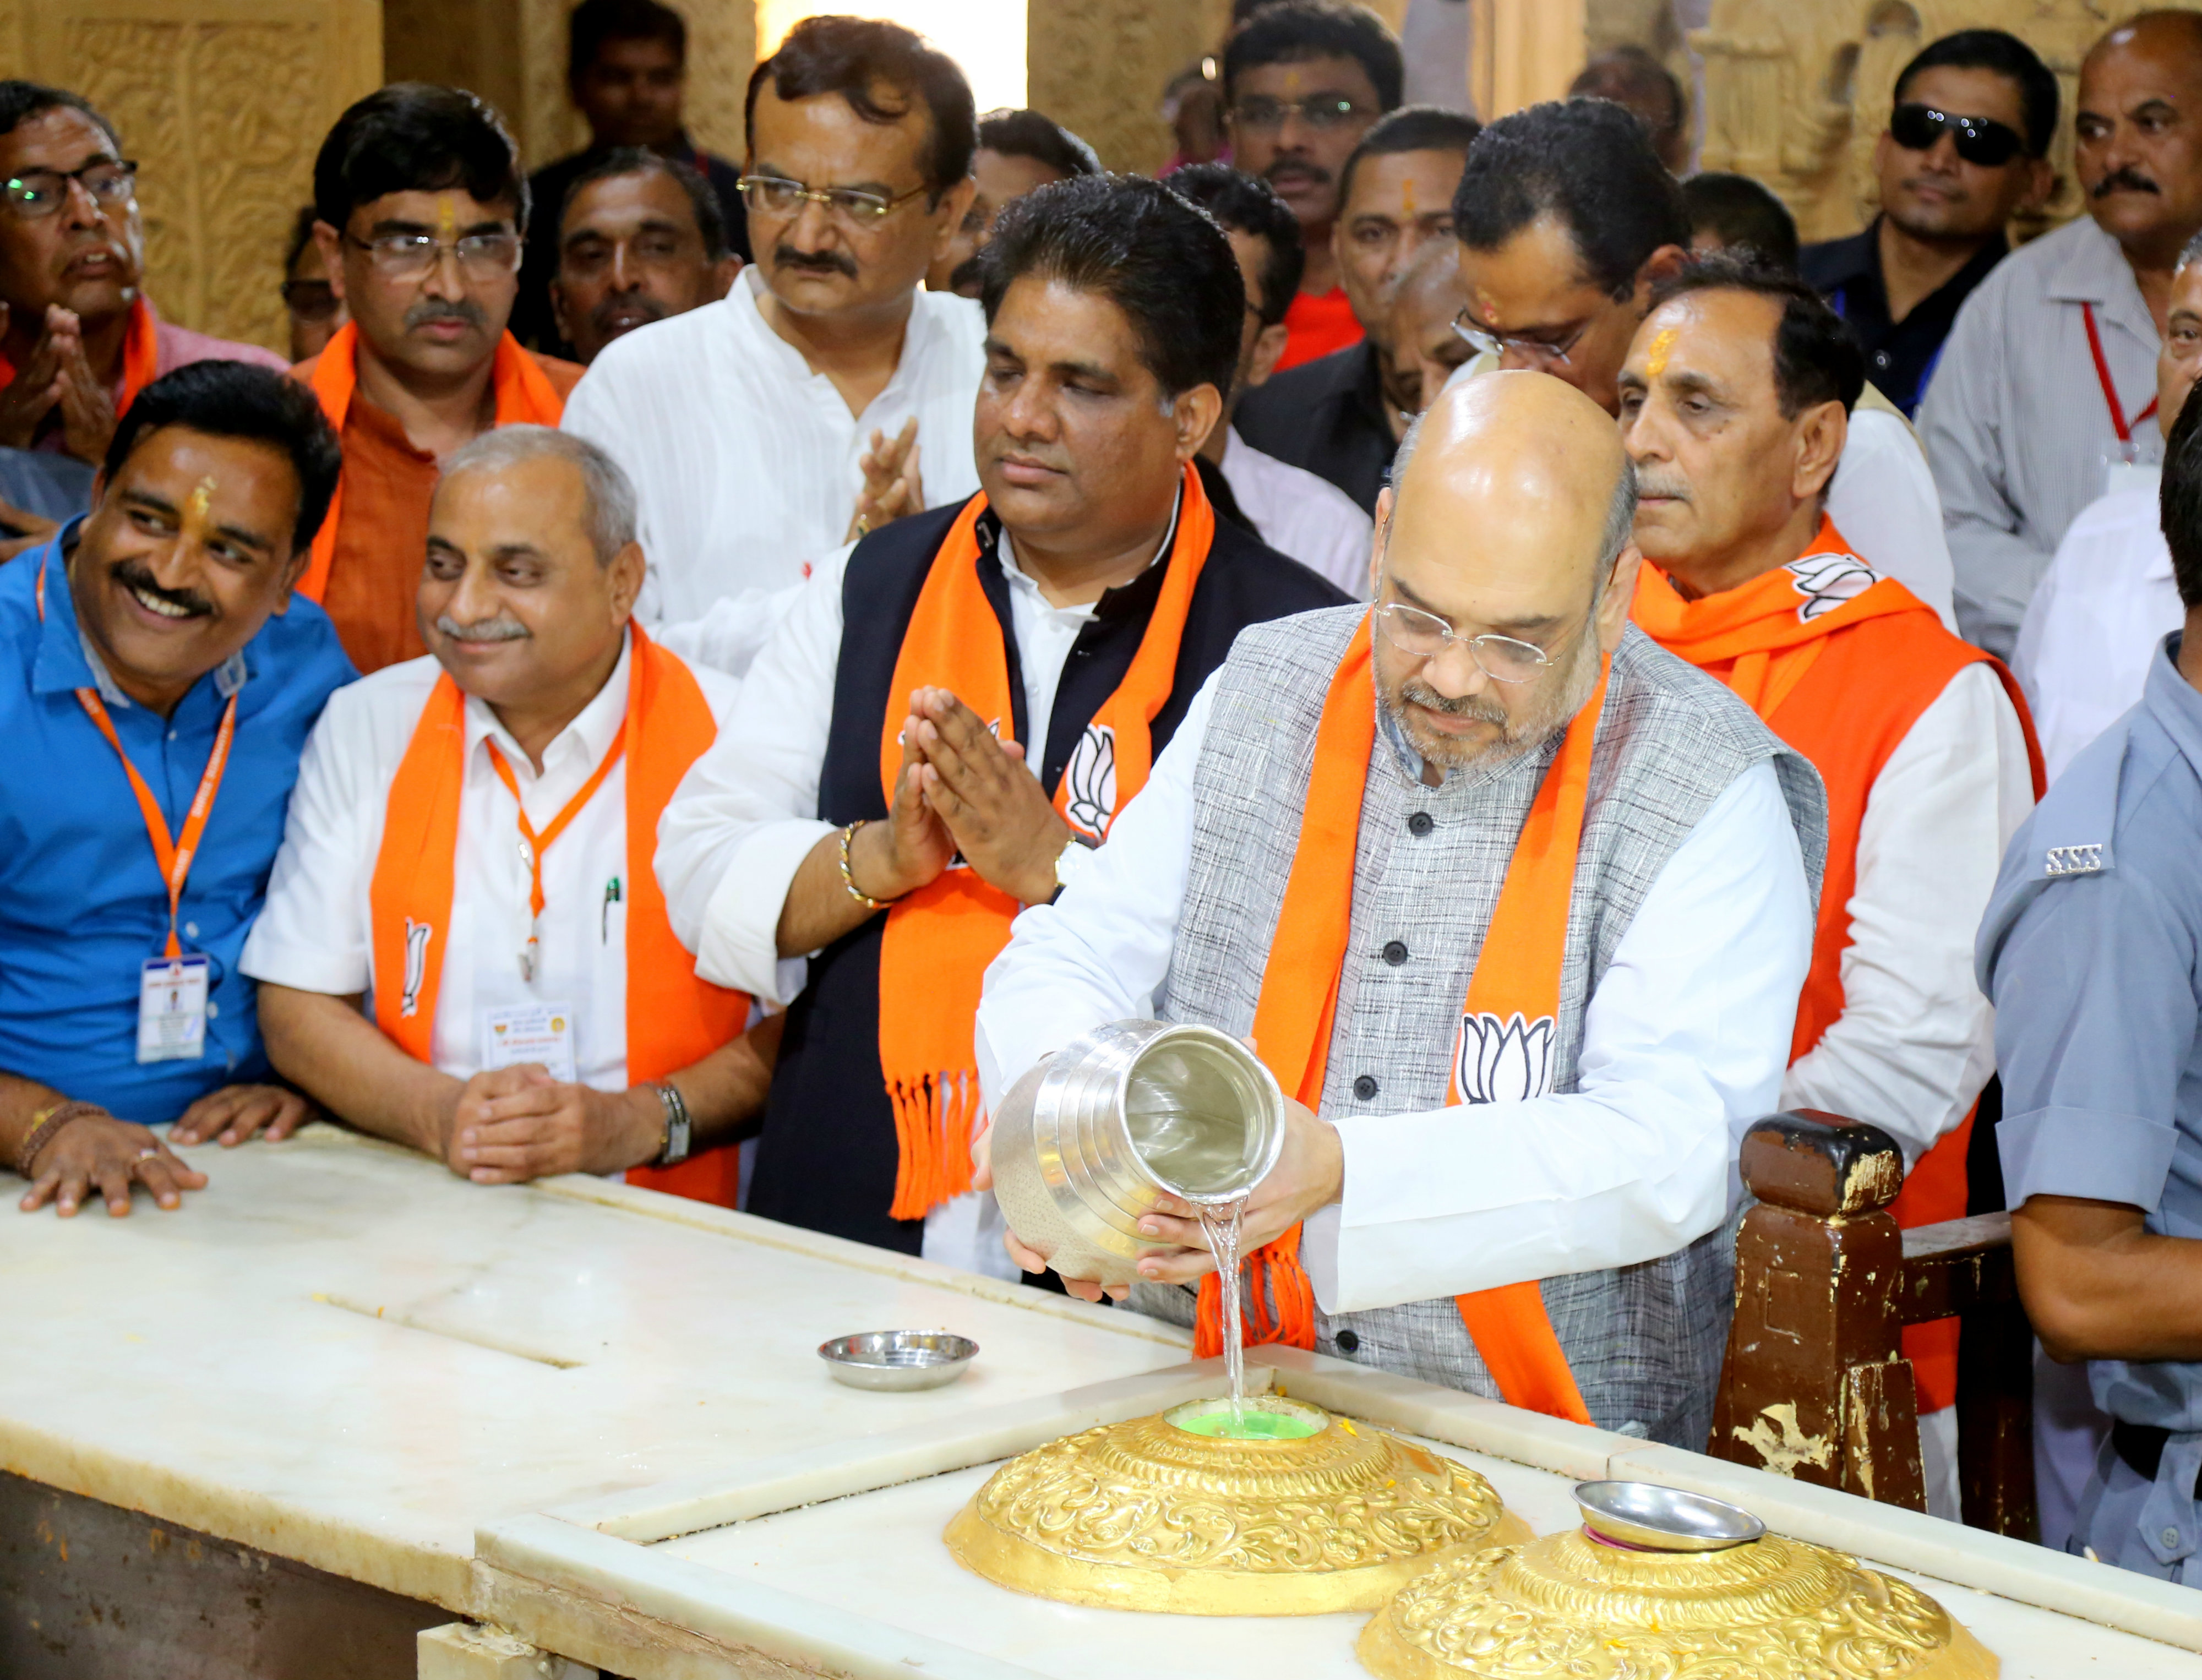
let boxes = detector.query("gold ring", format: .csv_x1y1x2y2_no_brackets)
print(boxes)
855,515,872,538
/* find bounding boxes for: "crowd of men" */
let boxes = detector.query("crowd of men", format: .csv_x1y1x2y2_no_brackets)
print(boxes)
3,0,2202,1594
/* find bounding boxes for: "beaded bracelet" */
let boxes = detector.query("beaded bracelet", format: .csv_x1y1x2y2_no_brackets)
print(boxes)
14,1100,107,1177
839,819,889,912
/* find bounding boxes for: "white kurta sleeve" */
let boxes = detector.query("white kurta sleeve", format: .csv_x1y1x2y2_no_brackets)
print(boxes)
1778,662,2034,1164
237,689,378,996
1301,759,1813,1316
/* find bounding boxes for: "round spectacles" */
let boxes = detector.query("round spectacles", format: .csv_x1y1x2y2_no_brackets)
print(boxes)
1888,102,2025,168
737,174,929,224
344,230,522,281
1372,601,1560,684
3,160,137,220
1229,95,1368,132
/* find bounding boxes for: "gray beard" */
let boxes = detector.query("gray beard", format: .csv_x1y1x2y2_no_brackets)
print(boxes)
1383,623,1604,776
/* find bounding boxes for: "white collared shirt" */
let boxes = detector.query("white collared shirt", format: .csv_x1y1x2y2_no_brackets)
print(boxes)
561,269,986,676
1219,427,1374,598
1826,406,1958,632
240,635,739,1090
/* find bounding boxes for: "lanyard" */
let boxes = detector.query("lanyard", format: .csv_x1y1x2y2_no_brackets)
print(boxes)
484,732,627,980
2083,301,2159,444
37,549,237,960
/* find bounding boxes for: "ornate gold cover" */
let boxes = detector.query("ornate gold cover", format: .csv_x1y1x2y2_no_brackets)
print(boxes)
1357,1527,1998,1679
944,1400,1531,1616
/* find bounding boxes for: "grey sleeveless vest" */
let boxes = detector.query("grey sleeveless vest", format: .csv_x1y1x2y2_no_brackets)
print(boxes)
1136,609,1828,1449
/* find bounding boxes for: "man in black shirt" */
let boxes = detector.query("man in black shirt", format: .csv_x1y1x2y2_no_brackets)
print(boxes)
1800,30,2055,417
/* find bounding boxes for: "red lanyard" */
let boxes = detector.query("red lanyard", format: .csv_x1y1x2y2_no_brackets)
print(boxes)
37,553,237,959
484,732,627,978
2083,301,2159,443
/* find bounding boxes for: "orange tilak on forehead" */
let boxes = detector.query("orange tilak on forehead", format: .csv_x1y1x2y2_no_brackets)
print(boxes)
1474,287,1500,325
1645,325,1678,380
437,194,458,240
1402,177,1418,218
182,476,217,537
1283,66,1304,95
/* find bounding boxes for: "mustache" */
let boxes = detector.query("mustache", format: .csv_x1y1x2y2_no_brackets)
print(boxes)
772,242,859,280
2095,166,2160,199
405,297,488,331
1398,677,1509,726
111,558,211,619
1634,470,1692,502
1262,155,1329,187
434,612,528,642
590,291,667,334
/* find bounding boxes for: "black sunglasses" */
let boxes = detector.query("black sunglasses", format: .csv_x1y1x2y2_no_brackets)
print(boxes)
1889,102,2027,168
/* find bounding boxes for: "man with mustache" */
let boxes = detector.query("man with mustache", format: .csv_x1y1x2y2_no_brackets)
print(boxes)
1925,11,2202,658
549,150,741,366
1222,1,1402,373
977,370,1821,1444
925,108,1098,301
563,18,985,680
653,177,1346,1267
1620,255,2040,1517
0,361,351,1218
244,427,773,1204
0,82,284,467
293,85,584,678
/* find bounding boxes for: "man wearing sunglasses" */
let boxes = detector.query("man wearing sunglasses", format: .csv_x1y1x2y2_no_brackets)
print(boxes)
1800,31,2057,421
0,81,283,470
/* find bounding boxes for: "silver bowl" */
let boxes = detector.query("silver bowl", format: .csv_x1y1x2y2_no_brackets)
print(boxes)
817,1330,978,1392
1572,1481,1765,1552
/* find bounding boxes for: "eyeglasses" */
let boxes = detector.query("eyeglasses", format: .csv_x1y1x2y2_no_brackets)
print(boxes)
1229,95,1369,132
3,159,137,219
737,174,929,223
1889,102,2026,168
343,230,522,280
1452,307,1598,370
279,278,341,321
1372,601,1561,684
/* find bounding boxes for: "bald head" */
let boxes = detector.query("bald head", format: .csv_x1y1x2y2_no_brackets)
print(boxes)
2088,9,2202,75
2079,10,2202,264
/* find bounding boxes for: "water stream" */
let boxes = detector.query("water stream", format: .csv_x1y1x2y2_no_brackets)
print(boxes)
1197,1198,1249,1434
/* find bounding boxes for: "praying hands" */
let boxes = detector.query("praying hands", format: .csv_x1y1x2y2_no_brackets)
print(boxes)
0,302,119,463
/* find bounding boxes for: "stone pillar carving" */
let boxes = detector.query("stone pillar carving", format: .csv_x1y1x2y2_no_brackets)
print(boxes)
1471,0,1589,120
1024,0,1233,174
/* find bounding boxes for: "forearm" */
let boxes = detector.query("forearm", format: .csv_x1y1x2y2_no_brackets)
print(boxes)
257,984,462,1158
663,1012,785,1149
776,823,892,957
2014,1195,2202,1363
0,1072,78,1163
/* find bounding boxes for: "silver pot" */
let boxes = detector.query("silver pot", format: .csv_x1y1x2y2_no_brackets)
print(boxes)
988,1020,1286,1287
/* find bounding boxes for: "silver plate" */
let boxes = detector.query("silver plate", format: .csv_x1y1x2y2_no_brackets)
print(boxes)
817,1330,978,1392
1572,1480,1766,1551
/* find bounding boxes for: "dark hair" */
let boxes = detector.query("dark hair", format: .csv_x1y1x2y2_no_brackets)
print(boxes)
977,108,1102,181
0,80,119,151
1895,28,2058,159
103,362,343,555
979,174,1245,402
1165,162,1303,325
569,0,686,86
1337,104,1480,213
1649,249,1865,418
1680,172,1800,271
1454,99,1687,298
1222,1,1404,112
314,83,527,233
2162,379,2202,609
1567,46,1686,154
560,146,727,259
282,204,320,277
746,16,975,201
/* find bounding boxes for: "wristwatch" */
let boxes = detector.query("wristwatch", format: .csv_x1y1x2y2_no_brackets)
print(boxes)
652,1081,693,1167
1051,832,1099,902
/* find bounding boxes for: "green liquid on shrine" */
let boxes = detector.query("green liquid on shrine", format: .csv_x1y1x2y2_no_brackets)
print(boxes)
1174,1406,1325,1440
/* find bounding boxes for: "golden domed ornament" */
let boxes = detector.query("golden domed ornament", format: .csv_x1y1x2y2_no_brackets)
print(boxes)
942,1396,1532,1615
1357,1481,1998,1679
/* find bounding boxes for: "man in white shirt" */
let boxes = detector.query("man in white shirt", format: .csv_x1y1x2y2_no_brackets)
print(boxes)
561,17,983,675
655,177,1347,1268
1167,163,1373,596
1924,10,2202,658
2020,230,2202,781
243,427,773,1204
978,370,1822,1445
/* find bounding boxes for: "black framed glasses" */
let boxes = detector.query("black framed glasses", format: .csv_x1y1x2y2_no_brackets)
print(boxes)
1889,102,2026,168
737,174,929,223
3,159,137,219
1229,95,1367,132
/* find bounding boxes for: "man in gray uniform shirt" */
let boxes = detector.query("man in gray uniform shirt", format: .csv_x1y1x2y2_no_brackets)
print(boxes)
1977,383,2202,1582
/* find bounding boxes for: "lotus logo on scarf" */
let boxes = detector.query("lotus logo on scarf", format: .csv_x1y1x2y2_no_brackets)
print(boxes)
1063,723,1118,839
401,919,433,1018
1784,552,1879,624
1453,1011,1556,1104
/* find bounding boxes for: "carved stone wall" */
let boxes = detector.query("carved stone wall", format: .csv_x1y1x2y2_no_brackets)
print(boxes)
3,0,380,354
1025,0,1235,174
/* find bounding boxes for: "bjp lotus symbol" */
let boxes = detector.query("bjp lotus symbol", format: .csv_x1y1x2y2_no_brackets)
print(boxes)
1452,1011,1556,1104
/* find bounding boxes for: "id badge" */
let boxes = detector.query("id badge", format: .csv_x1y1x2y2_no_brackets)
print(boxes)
137,954,210,1064
482,1001,578,1083
2105,456,2162,500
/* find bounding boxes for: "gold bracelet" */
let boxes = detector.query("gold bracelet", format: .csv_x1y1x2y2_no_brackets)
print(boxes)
839,820,889,911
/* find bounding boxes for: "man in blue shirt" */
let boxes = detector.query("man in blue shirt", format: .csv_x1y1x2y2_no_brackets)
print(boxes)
2,359,351,1217
1978,383,2202,1580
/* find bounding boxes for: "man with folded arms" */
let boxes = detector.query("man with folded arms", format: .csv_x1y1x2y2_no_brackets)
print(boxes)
296,85,583,677
1,362,351,1216
978,370,1819,1441
656,177,1345,1265
244,428,766,1203
1620,255,2039,1510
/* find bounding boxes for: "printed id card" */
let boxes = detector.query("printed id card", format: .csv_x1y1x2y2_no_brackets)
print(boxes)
138,954,210,1063
482,1001,579,1083
2105,457,2162,501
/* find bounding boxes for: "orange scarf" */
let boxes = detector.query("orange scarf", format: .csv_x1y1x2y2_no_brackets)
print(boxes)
296,320,566,606
368,625,751,1206
875,464,1215,1221
1191,617,1601,1426
0,293,160,418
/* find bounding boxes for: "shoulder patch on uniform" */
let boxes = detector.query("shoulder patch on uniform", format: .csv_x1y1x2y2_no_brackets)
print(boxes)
2043,843,2105,877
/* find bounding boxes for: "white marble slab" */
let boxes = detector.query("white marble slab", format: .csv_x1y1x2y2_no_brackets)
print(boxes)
0,1126,1188,1611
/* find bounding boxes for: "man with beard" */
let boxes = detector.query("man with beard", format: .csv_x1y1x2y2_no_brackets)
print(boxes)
293,85,583,677
563,17,983,679
976,370,1821,1444
1802,31,2056,420
653,176,1345,1267
926,109,1098,300
1222,1,1402,372
549,151,740,366
1926,11,2202,658
0,361,351,1218
0,82,284,468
